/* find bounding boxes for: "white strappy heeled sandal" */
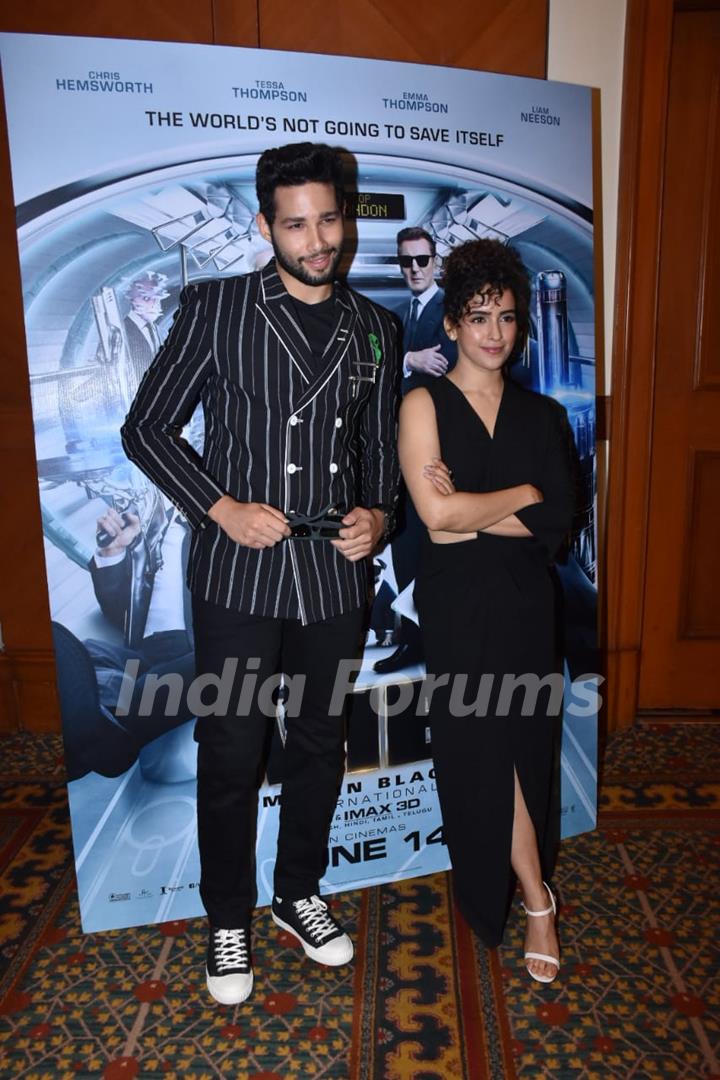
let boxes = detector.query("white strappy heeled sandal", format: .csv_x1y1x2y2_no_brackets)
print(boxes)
521,881,560,984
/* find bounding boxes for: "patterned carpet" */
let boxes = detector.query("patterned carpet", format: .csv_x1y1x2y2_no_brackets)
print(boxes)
0,721,718,1079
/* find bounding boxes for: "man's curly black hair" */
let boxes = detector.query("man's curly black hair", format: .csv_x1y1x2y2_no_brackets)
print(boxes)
256,142,344,225
442,239,531,359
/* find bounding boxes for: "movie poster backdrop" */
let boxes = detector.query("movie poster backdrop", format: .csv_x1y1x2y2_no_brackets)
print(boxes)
0,34,599,931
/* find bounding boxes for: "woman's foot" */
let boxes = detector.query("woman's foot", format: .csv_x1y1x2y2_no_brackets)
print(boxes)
521,882,560,984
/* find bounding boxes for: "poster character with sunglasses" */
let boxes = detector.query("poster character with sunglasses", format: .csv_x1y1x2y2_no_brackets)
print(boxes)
374,227,456,675
397,227,456,394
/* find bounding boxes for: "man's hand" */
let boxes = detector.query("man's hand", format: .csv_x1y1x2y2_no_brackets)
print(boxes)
208,495,290,548
406,346,448,377
331,507,385,562
96,508,141,556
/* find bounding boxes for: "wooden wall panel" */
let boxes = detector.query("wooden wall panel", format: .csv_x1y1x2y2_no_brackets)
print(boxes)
1,0,226,44
0,74,59,730
606,0,720,719
0,655,17,734
681,451,720,639
0,0,547,731
637,6,720,709
213,0,259,47
258,0,548,76
604,0,674,730
694,71,720,391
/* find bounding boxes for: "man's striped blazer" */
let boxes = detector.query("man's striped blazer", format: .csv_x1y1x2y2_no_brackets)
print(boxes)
121,261,401,625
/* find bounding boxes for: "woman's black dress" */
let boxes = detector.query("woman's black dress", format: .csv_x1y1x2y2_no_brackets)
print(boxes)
414,375,575,947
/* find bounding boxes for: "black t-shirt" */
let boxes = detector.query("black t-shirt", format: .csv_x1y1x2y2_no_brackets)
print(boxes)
291,292,337,364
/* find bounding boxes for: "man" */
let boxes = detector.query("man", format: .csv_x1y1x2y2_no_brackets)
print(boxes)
374,227,455,675
396,226,456,394
121,142,399,1006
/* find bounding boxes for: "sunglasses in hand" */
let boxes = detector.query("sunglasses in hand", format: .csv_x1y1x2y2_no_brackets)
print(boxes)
286,507,346,540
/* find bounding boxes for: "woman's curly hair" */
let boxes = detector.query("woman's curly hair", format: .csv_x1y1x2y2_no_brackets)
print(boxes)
441,239,531,359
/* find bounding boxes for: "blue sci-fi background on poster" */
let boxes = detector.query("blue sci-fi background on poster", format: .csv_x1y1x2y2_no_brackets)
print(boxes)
0,33,599,932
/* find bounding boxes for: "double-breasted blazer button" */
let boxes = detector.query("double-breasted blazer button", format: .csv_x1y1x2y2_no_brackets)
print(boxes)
335,417,343,428
329,463,339,474
290,415,299,426
287,463,301,474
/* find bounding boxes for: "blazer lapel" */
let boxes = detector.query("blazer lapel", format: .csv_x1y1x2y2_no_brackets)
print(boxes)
293,287,359,410
260,265,360,410
258,262,315,384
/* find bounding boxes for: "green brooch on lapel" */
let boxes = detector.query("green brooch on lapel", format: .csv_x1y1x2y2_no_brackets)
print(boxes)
368,332,382,366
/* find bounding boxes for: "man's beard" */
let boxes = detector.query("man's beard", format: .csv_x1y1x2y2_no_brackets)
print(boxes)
271,237,342,288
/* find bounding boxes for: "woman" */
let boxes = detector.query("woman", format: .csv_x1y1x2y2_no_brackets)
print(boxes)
398,239,575,983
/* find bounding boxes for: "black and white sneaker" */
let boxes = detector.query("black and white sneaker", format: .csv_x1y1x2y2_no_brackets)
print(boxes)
206,926,253,1005
271,894,353,966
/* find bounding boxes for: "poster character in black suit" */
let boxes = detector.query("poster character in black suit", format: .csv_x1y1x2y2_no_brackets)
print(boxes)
122,143,400,1005
397,226,456,393
123,271,170,396
57,506,197,782
374,228,456,675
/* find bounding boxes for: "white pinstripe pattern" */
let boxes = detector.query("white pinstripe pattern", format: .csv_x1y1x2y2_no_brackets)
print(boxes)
121,262,400,625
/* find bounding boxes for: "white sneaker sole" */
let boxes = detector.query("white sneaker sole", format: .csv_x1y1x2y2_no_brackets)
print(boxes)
206,968,254,1005
271,911,354,966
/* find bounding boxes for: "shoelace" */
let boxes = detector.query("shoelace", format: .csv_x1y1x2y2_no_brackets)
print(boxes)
293,896,338,943
213,928,249,972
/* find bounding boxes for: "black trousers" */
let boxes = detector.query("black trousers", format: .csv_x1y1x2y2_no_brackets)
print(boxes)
192,596,365,928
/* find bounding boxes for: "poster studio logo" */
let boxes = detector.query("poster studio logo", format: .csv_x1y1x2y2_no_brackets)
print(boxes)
115,657,603,720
